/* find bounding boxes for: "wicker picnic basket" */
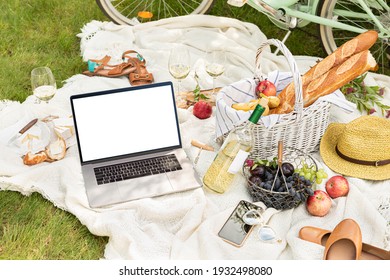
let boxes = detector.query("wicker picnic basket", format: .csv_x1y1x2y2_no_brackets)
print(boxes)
217,39,331,160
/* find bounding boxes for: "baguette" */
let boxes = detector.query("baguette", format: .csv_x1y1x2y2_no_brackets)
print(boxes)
271,50,377,114
273,30,378,114
303,50,377,106
303,30,378,84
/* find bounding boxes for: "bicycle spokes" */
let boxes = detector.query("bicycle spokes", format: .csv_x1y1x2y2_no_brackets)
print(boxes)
318,0,390,74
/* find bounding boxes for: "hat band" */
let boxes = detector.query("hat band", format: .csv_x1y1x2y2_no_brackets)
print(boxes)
336,145,390,167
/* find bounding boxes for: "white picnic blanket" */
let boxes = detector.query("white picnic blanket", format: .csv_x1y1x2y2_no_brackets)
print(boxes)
1,15,390,260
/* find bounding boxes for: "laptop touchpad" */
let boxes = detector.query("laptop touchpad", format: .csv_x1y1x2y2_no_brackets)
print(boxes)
117,174,173,199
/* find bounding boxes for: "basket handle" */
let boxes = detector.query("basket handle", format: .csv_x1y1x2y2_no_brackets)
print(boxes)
277,140,283,166
255,39,304,120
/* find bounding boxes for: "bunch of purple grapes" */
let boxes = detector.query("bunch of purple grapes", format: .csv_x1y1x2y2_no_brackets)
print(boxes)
247,161,314,202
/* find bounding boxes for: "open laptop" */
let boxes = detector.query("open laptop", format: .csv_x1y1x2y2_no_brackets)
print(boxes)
70,81,202,208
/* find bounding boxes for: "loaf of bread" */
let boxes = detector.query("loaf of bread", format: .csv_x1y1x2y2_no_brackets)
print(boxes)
304,50,376,105
23,151,48,165
303,30,378,84
272,50,377,114
278,30,378,106
271,30,378,114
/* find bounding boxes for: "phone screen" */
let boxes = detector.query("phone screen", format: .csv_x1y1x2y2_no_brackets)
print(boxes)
217,200,263,247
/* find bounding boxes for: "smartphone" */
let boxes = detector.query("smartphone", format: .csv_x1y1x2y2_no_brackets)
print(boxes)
217,200,263,247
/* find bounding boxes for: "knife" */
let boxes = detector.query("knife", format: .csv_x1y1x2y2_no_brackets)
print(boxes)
7,118,39,145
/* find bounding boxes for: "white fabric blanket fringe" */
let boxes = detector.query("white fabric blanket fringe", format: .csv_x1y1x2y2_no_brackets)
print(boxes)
1,15,390,260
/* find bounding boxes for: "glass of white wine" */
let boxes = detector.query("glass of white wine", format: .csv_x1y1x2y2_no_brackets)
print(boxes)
168,47,191,107
31,66,57,104
205,50,226,95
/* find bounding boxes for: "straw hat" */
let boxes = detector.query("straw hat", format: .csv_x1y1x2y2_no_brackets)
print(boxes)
320,116,390,181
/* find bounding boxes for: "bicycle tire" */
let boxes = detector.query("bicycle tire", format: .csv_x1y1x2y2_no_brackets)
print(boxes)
96,0,215,25
317,0,390,73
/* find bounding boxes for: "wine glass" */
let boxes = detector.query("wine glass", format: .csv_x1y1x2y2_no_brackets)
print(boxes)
31,67,57,103
168,47,191,106
205,50,226,95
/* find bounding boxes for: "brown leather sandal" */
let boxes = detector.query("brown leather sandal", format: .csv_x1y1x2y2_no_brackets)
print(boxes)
122,50,154,86
82,55,136,78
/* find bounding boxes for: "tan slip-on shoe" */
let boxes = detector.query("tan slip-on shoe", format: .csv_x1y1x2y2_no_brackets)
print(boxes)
299,224,390,260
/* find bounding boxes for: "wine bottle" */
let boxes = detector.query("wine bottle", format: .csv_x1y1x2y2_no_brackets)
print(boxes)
203,102,266,193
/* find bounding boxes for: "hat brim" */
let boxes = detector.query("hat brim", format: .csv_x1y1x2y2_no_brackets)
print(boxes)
320,123,390,181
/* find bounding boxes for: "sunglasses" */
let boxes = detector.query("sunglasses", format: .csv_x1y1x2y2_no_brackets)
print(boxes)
243,209,282,243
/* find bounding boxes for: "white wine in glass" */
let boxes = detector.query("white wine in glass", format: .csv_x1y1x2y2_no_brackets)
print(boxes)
206,50,226,94
31,67,57,103
168,47,190,106
169,64,191,80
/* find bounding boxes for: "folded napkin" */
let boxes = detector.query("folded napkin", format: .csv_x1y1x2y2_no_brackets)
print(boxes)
215,70,356,138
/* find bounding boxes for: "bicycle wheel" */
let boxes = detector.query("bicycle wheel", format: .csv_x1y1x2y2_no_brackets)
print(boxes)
96,0,215,25
317,0,390,73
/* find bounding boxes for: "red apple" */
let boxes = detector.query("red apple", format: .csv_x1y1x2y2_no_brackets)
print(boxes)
325,175,349,198
193,100,212,119
256,79,276,97
306,190,332,217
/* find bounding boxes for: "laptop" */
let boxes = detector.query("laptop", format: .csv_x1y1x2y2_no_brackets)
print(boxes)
70,81,202,208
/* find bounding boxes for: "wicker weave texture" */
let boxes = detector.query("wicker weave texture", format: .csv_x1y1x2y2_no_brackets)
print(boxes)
250,101,331,159
219,39,331,158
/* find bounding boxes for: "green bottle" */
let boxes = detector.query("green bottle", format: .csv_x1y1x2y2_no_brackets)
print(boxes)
203,103,265,193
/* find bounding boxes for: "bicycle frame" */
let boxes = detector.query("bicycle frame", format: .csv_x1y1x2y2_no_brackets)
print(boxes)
244,0,390,38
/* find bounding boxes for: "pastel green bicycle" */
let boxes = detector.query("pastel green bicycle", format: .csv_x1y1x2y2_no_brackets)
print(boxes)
96,0,390,72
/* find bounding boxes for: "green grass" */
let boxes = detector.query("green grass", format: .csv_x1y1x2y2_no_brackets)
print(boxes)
0,0,323,259
0,192,107,259
0,0,107,102
209,1,326,58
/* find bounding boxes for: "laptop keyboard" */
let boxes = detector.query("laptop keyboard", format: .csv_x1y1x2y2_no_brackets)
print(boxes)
94,154,182,185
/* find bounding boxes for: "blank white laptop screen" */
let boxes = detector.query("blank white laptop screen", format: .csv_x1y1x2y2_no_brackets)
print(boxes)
72,83,181,163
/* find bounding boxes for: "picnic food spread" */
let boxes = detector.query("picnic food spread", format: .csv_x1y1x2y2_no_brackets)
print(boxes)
1,18,388,258
201,30,389,260
212,31,390,212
